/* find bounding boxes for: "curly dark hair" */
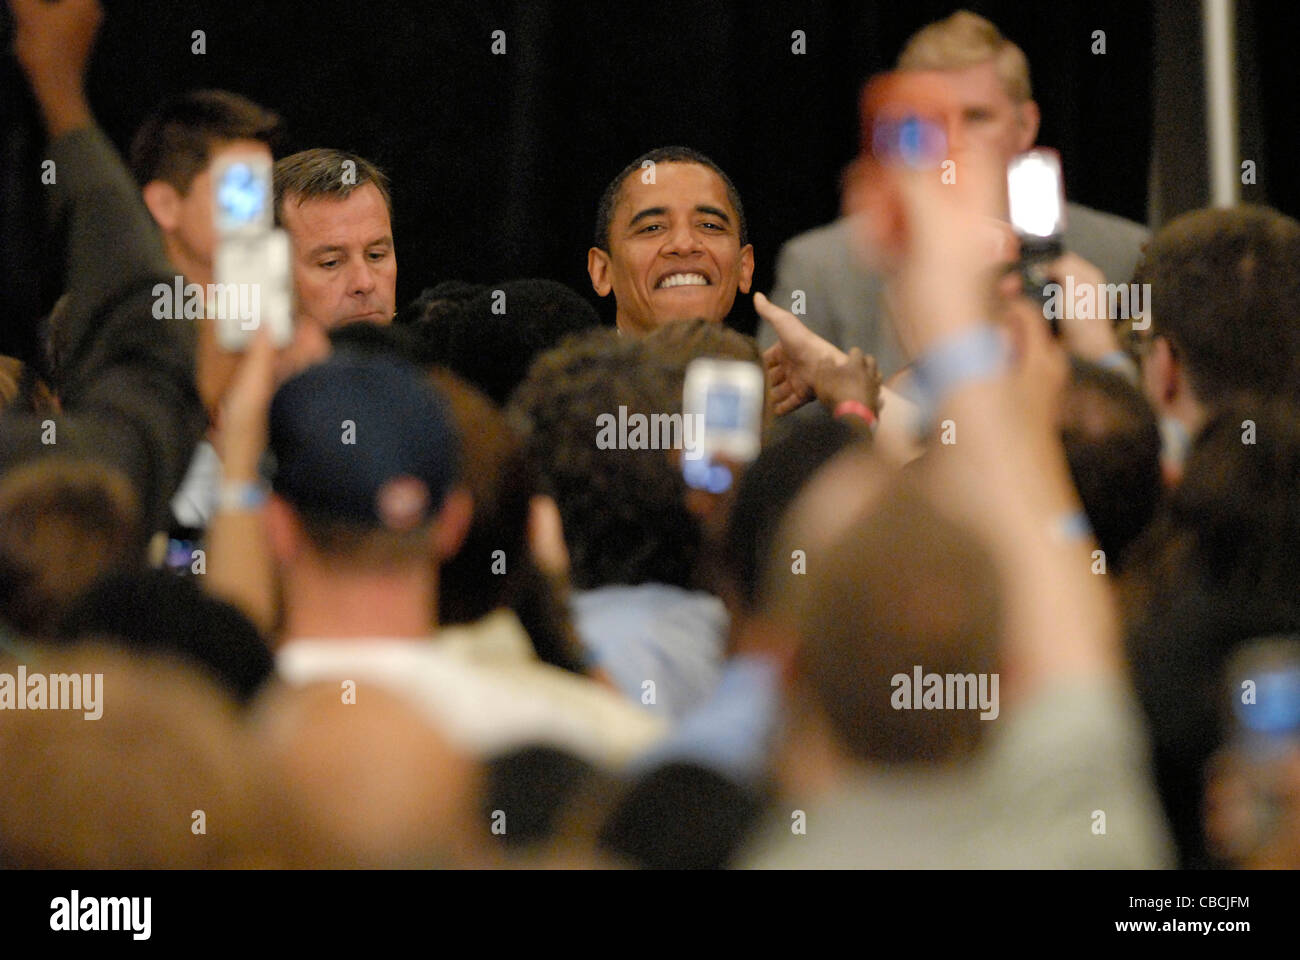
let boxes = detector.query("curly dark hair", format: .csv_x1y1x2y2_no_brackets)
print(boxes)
508,329,700,590
399,279,601,406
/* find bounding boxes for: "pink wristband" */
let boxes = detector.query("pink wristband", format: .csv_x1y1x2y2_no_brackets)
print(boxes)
833,400,877,428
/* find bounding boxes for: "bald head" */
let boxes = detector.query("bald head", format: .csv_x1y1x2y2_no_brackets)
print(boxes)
252,681,483,867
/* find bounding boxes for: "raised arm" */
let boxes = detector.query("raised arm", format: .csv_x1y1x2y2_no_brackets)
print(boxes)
0,0,205,531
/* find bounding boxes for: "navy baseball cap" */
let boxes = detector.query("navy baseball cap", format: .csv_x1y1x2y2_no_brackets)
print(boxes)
267,353,459,530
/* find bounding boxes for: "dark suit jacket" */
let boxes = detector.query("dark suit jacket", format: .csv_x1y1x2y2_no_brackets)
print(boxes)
0,126,204,533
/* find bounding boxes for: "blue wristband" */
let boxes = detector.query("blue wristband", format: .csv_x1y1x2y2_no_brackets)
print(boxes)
217,481,268,513
1049,509,1094,543
912,325,1009,425
1095,349,1140,386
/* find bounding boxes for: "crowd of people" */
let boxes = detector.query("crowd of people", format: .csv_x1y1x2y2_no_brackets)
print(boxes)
3,0,1299,870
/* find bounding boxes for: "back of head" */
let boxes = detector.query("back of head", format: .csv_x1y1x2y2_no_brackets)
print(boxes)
1059,358,1163,573
896,9,1031,102
57,569,274,703
405,279,602,406
510,328,700,590
792,484,1002,766
251,681,482,867
267,352,459,571
129,89,283,193
0,644,263,868
273,147,393,224
723,417,862,615
642,316,762,382
0,460,142,637
1133,205,1300,408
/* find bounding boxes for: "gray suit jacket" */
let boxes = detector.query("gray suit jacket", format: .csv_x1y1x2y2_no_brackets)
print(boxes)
760,202,1150,379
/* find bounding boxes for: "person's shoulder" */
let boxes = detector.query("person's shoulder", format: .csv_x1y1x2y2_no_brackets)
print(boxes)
1066,202,1150,244
779,217,858,257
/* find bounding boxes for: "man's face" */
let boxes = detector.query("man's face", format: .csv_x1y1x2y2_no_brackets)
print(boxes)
941,61,1038,166
280,182,397,329
163,138,273,279
588,162,754,336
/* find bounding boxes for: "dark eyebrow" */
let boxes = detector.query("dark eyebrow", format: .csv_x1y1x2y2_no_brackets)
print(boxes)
627,206,668,228
695,205,732,225
626,205,733,229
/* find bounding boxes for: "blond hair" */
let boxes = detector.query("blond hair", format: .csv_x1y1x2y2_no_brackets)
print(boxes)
897,10,1032,103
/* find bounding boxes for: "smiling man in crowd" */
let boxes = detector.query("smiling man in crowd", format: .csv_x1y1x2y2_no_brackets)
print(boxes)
274,148,397,330
588,146,754,336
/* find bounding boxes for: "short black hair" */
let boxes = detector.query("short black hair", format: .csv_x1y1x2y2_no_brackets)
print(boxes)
401,279,602,406
129,89,283,193
593,146,748,251
723,418,861,613
57,570,274,704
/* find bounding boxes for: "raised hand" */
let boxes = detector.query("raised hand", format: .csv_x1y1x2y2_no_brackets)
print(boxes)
8,0,102,137
754,291,846,416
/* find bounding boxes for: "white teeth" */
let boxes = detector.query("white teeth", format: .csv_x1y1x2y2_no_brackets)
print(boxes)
657,273,710,289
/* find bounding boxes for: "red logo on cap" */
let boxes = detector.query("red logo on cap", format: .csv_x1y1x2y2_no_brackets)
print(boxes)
376,475,430,531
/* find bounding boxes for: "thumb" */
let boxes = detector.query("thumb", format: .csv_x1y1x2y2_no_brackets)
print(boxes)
753,291,805,344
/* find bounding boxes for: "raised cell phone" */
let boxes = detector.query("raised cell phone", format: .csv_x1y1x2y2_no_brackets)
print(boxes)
1226,637,1300,752
1008,148,1067,319
212,153,294,351
871,114,948,170
681,358,764,493
1214,636,1300,856
1008,148,1067,243
842,71,962,266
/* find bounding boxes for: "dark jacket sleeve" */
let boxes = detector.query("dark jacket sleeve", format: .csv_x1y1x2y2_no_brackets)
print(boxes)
0,125,204,532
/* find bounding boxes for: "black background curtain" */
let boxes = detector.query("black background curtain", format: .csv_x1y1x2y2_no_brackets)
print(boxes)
6,0,1292,346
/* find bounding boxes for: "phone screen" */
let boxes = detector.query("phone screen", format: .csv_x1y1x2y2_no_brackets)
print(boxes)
1007,149,1066,239
871,114,947,170
214,155,273,235
212,154,293,350
682,359,764,493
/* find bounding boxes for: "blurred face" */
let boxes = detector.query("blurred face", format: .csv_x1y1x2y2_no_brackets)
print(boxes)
941,60,1038,165
143,139,273,414
280,182,397,329
588,162,754,336
150,138,273,282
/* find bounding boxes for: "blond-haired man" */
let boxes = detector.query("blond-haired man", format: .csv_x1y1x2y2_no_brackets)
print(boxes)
760,10,1149,378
